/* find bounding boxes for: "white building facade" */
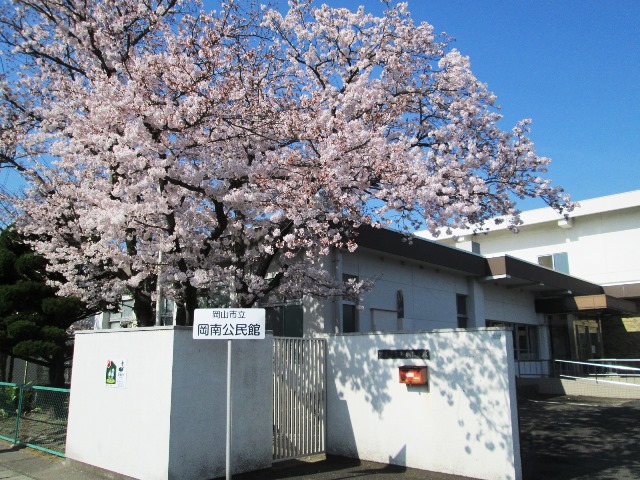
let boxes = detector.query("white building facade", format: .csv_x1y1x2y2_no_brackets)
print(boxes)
416,190,640,360
264,226,633,373
96,213,639,370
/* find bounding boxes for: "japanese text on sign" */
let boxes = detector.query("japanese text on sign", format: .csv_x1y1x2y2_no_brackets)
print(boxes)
193,308,266,340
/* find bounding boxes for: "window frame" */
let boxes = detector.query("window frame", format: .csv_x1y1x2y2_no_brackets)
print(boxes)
456,294,468,329
487,320,540,360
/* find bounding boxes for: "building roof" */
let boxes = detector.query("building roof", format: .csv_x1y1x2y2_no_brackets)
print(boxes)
535,295,639,316
355,225,638,316
357,225,601,295
415,189,640,241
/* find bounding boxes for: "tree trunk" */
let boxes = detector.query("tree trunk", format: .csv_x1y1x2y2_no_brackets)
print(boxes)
47,353,67,388
174,283,198,326
46,353,68,418
132,290,154,326
0,354,6,382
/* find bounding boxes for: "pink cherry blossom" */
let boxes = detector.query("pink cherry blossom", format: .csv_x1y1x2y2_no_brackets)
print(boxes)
0,0,571,325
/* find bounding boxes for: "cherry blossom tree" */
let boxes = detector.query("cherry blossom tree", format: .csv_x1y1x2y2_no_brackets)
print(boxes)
0,0,570,325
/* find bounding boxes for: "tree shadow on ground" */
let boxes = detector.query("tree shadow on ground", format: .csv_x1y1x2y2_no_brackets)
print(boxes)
519,395,640,480
217,454,475,480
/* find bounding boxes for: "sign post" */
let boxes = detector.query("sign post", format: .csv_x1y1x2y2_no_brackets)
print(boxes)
226,339,232,480
193,308,266,480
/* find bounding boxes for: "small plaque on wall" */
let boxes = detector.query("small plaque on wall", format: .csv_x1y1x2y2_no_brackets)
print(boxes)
105,359,127,388
377,349,430,360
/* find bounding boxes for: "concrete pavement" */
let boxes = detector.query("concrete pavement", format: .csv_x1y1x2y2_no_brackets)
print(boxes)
4,394,640,480
519,394,640,480
0,441,116,480
213,455,476,480
0,440,474,480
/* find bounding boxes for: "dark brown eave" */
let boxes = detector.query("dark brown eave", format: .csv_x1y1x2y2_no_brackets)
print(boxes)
535,294,640,316
355,225,487,276
484,256,604,296
354,227,606,299
603,282,640,300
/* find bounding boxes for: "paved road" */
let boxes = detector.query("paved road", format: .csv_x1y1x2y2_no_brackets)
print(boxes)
0,442,474,480
519,394,640,480
214,455,475,480
2,394,640,479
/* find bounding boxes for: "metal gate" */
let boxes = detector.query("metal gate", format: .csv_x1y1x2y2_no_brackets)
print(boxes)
273,337,326,461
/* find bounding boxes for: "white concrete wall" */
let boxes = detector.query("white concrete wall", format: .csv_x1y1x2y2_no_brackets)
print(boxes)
66,327,273,480
483,283,539,326
338,248,543,333
67,328,174,479
168,330,273,479
343,249,469,331
325,329,521,480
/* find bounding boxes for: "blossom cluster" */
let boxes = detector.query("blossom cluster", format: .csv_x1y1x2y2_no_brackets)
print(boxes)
0,0,570,323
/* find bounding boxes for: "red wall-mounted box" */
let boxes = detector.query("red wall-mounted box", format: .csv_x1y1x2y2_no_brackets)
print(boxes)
398,366,428,385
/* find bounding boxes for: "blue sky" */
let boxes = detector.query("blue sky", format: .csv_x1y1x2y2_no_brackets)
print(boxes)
2,1,638,212
328,0,640,209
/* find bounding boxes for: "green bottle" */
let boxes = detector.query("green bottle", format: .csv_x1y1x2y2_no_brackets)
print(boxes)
106,360,116,385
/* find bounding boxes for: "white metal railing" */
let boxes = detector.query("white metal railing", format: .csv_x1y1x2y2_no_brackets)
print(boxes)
554,359,640,387
273,337,326,461
516,359,553,378
588,358,640,370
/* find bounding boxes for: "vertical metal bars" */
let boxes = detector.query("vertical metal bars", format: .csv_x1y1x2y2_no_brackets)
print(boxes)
273,337,326,461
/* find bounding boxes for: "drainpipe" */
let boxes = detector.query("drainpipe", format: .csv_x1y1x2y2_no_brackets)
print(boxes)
332,247,343,334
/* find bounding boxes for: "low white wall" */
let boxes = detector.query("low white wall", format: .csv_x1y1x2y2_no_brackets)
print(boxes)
66,327,273,480
325,328,521,480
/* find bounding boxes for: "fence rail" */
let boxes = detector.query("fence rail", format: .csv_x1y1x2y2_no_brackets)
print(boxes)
587,358,640,370
554,359,640,388
0,382,69,457
516,359,553,378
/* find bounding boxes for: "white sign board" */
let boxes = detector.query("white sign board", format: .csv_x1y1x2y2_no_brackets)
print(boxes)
105,359,127,388
193,308,266,340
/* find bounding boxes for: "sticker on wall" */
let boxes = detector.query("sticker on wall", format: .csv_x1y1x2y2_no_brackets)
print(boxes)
106,359,127,388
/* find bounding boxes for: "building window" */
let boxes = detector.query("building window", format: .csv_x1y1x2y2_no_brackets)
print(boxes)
487,321,539,360
549,314,571,360
109,299,134,327
514,324,539,360
456,294,468,328
158,298,174,326
574,317,603,361
537,252,569,274
343,304,358,333
259,294,303,337
110,299,133,320
342,274,359,333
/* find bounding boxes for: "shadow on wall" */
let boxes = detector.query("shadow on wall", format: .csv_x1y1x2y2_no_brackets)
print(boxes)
430,330,516,461
325,333,397,460
326,328,520,480
328,333,396,414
